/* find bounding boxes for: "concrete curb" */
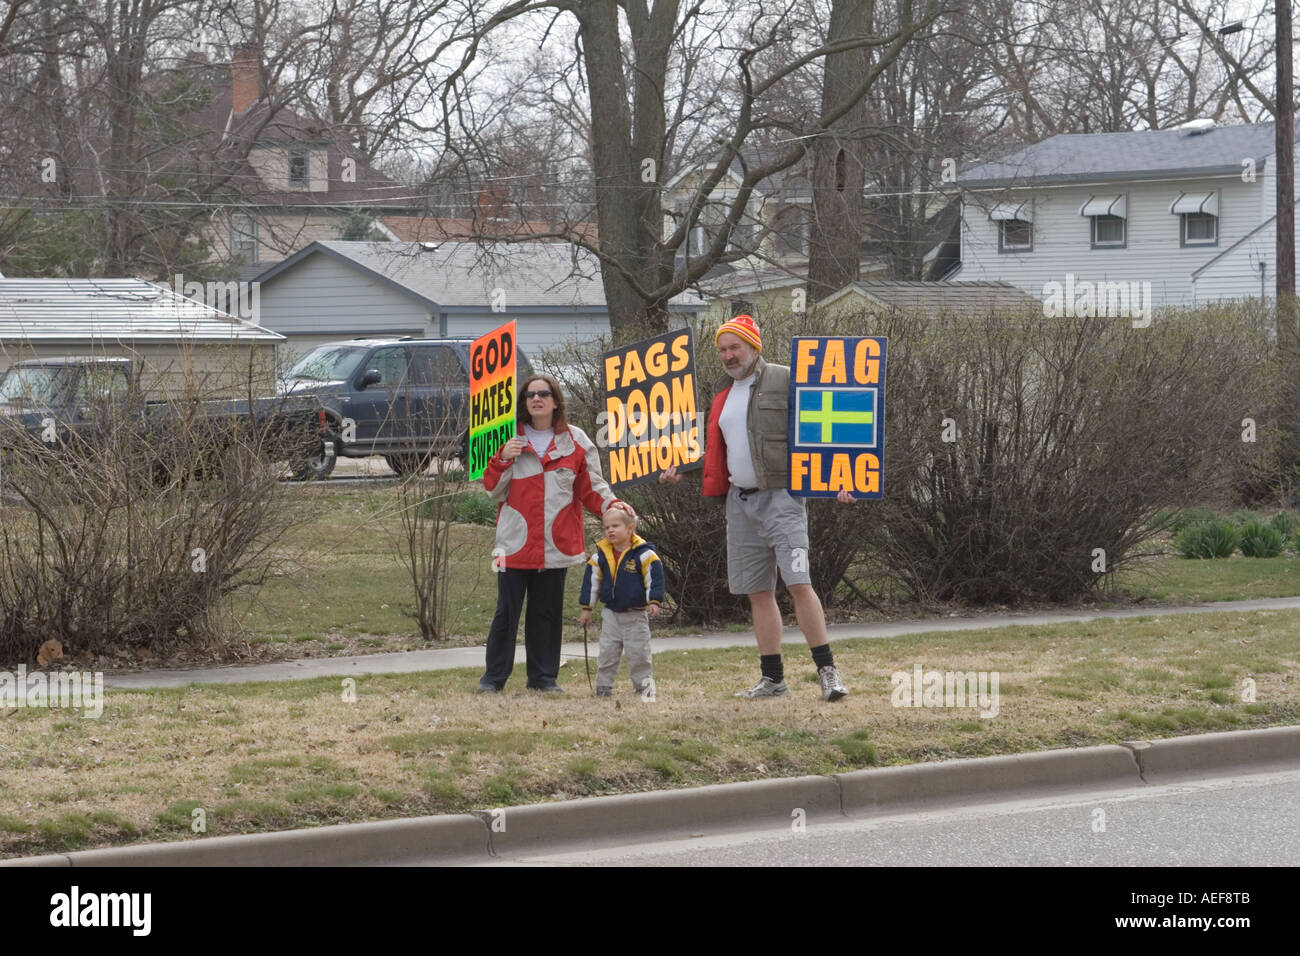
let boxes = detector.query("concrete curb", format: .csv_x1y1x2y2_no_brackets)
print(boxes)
6,815,487,868
834,745,1141,812
4,725,1297,866
484,775,843,857
1124,724,1300,782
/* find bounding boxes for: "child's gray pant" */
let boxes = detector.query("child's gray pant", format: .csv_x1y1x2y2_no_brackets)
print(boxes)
596,608,653,690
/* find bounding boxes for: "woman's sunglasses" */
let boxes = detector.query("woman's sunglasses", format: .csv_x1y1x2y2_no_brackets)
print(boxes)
524,389,553,399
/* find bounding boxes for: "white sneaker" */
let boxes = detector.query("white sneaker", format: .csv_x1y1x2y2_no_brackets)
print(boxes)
639,678,657,702
735,676,789,698
818,665,848,702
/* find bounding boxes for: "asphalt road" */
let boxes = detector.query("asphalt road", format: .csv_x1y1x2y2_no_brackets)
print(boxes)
464,765,1300,867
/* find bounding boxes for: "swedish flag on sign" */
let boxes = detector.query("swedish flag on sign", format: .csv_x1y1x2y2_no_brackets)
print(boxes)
796,388,876,446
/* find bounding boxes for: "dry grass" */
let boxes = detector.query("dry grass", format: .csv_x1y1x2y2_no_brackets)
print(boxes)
2,606,1298,858
17,480,1300,674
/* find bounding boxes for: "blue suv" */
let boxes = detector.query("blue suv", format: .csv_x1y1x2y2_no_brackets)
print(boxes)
281,337,532,479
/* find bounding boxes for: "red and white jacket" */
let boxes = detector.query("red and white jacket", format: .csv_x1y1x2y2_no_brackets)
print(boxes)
483,425,621,570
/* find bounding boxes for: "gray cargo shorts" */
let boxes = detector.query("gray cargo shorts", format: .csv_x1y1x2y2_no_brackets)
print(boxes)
725,485,812,595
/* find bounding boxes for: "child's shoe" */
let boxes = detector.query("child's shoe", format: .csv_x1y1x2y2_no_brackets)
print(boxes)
595,686,613,697
638,678,657,702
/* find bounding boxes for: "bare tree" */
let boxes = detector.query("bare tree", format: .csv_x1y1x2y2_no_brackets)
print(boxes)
433,0,944,339
0,0,461,279
983,0,1272,139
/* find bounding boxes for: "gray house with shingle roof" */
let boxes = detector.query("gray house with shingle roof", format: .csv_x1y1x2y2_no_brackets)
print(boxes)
0,278,282,396
816,280,1040,315
251,240,704,360
954,121,1300,308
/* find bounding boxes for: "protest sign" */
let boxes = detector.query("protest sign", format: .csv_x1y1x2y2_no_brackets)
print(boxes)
601,328,703,489
467,320,516,480
788,336,885,498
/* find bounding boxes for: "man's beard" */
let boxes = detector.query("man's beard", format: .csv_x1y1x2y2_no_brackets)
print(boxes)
727,354,758,378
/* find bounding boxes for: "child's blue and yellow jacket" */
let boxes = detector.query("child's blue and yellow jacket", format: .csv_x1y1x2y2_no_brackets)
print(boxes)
579,534,665,612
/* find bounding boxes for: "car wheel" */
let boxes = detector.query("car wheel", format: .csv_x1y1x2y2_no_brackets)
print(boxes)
385,452,432,477
291,439,337,480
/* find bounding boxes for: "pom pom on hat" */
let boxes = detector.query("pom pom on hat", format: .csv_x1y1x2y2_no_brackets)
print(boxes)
716,314,762,351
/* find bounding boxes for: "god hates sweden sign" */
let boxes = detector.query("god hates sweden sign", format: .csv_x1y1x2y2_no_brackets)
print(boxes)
788,336,885,498
467,320,516,481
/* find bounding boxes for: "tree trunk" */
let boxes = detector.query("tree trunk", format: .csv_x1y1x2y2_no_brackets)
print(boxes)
807,0,874,305
577,0,676,341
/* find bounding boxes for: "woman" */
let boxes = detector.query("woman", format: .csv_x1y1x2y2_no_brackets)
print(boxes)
479,373,625,692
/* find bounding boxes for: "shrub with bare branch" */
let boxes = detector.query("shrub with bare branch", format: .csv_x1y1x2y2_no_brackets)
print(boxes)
0,385,308,663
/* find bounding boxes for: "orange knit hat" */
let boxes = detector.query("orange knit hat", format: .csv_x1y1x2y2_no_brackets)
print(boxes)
716,314,762,351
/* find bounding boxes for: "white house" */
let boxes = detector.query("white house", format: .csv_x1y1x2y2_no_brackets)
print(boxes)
664,147,956,279
661,149,813,269
954,121,1300,309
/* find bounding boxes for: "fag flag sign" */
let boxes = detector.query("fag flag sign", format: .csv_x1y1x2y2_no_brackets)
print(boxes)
601,328,703,490
467,320,517,481
787,336,886,498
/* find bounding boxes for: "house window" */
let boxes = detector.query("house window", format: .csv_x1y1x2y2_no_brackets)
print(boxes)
1182,212,1217,245
231,212,258,263
731,213,757,254
991,201,1033,253
673,199,701,256
1080,194,1127,249
730,299,756,320
1092,215,1125,247
288,150,309,188
999,219,1032,252
773,204,811,258
1171,191,1219,247
674,199,730,257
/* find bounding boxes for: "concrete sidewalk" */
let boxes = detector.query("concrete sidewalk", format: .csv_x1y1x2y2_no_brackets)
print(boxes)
102,595,1300,690
7,725,1298,866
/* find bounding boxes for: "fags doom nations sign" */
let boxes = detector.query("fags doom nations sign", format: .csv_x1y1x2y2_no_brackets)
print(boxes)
601,328,703,490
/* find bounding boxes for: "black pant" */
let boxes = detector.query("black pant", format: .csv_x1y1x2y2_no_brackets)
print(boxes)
482,567,568,689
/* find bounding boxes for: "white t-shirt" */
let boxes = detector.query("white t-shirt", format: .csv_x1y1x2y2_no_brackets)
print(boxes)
523,424,555,457
718,372,759,488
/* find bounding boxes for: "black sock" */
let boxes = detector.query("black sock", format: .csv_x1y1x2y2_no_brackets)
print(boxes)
760,654,784,683
810,644,834,669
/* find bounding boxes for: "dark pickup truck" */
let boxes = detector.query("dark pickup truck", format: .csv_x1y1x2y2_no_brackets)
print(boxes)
281,337,533,478
0,356,328,478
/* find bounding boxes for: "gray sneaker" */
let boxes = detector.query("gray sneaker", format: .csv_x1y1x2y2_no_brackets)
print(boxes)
735,676,789,698
818,665,848,702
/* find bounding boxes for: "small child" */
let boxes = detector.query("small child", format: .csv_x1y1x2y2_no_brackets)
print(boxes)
578,508,665,699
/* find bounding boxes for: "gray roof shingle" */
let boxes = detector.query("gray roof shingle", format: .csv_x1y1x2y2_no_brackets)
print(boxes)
960,122,1288,188
0,279,283,343
257,241,704,310
820,280,1041,313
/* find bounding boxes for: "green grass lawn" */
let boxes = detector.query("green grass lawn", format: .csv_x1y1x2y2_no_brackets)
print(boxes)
202,487,1300,654
221,483,744,655
2,606,1296,858
9,482,1300,666
1114,553,1300,604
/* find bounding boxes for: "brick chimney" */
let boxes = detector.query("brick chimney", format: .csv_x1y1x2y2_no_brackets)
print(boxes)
231,45,261,114
475,185,509,226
